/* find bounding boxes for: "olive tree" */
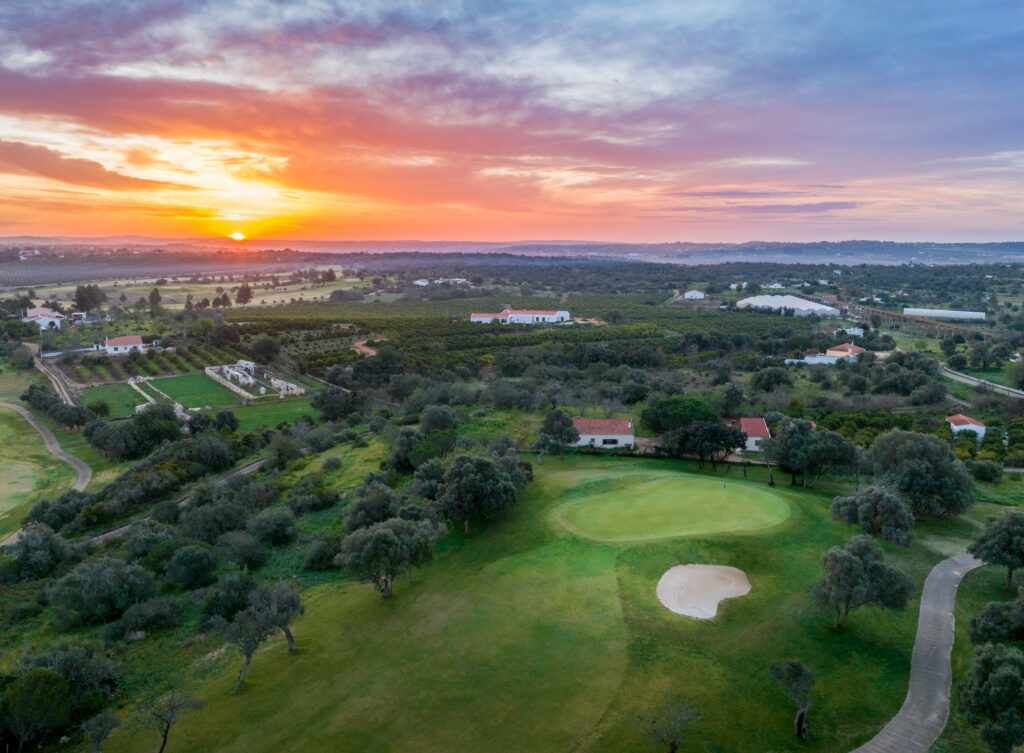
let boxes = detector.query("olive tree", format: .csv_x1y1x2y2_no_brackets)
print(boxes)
868,430,973,518
970,512,1024,592
769,659,815,740
808,536,913,629
830,486,914,547
960,643,1024,753
439,454,517,535
532,408,579,454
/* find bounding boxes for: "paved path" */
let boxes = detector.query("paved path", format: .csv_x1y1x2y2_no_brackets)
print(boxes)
940,364,1024,399
850,553,983,753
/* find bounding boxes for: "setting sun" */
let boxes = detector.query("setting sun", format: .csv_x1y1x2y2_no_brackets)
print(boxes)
228,232,246,241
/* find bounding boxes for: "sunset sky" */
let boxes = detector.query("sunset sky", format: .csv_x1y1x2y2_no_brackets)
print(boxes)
0,1,1022,242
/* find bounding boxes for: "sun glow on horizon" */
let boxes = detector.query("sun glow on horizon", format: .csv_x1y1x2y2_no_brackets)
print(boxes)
228,231,246,240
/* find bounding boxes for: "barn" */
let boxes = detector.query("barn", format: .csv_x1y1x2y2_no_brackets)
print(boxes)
470,308,570,324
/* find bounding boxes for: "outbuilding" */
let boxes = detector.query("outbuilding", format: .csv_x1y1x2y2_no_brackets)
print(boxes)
683,289,706,299
572,417,634,449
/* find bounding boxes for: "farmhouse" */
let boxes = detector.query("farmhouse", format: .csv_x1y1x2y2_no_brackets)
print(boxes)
412,279,430,286
470,308,570,324
572,417,634,449
23,306,65,330
104,335,146,355
736,295,840,317
826,343,866,358
738,417,771,452
683,289,706,299
946,414,986,440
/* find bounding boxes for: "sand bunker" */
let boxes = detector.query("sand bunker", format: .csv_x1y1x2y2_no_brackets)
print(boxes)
656,564,751,619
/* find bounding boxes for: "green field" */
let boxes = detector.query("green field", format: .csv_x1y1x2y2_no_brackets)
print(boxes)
98,454,999,753
149,373,241,409
0,409,76,539
555,470,791,541
80,381,146,418
225,398,315,432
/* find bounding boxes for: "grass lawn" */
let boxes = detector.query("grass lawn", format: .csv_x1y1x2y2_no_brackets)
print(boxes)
224,398,315,432
0,409,76,539
80,381,146,418
100,453,994,753
149,373,240,409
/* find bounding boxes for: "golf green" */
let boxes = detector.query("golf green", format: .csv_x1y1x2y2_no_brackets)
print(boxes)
556,473,791,541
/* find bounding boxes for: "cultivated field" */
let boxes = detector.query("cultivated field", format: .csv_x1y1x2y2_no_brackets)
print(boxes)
80,381,146,418
148,373,242,409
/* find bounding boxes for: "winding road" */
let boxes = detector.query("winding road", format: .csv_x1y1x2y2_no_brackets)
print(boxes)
850,553,983,753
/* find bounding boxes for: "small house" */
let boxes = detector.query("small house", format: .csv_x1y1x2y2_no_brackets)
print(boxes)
104,335,146,355
946,414,986,440
572,417,634,449
683,290,706,299
23,307,65,330
825,343,866,358
738,417,771,452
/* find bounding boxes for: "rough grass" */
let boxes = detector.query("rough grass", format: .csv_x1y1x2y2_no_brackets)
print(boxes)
96,454,995,753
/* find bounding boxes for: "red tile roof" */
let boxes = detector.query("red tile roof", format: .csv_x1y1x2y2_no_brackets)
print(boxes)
106,335,144,347
739,417,771,438
572,417,634,435
829,343,865,354
946,414,985,427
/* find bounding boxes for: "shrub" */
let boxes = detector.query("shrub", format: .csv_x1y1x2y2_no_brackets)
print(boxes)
100,595,181,641
972,459,1004,483
51,558,156,627
302,538,340,571
150,500,180,524
164,545,218,589
323,456,342,471
216,531,266,570
181,501,248,544
201,573,254,622
247,508,297,545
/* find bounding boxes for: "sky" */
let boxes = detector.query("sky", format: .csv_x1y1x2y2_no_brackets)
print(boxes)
0,0,1022,243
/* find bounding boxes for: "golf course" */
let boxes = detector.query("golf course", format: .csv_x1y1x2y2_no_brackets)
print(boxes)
97,453,1005,753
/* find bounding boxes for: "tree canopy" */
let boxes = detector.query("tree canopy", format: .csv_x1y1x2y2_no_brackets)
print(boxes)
808,536,913,629
830,486,914,547
868,430,973,518
970,512,1024,592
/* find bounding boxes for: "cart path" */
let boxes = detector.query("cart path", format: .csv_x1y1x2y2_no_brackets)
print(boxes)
850,553,983,753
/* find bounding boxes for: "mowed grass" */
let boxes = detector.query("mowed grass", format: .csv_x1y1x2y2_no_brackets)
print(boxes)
80,381,146,418
555,470,791,541
149,373,240,409
101,454,993,753
0,409,76,539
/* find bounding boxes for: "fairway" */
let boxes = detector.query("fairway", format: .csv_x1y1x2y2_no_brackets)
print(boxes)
149,373,240,409
556,471,791,541
0,463,36,513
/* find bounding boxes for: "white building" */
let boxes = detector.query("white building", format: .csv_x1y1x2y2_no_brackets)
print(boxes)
471,308,570,324
736,295,839,317
434,278,468,285
762,283,784,289
104,335,146,355
729,282,748,290
23,306,65,330
903,308,986,321
837,326,864,337
236,359,257,376
739,417,771,452
572,417,634,449
412,279,430,287
683,289,706,299
946,414,986,440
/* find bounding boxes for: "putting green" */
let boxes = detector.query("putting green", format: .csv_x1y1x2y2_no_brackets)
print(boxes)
556,473,791,541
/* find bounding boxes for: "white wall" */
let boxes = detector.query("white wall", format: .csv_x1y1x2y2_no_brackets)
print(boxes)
576,433,634,448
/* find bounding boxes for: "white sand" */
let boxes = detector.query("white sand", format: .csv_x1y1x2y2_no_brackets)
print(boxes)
656,564,751,619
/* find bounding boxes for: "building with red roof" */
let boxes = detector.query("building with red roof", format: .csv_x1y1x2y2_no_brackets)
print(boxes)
571,417,634,449
946,413,986,440
738,417,771,452
825,342,866,358
104,335,146,356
